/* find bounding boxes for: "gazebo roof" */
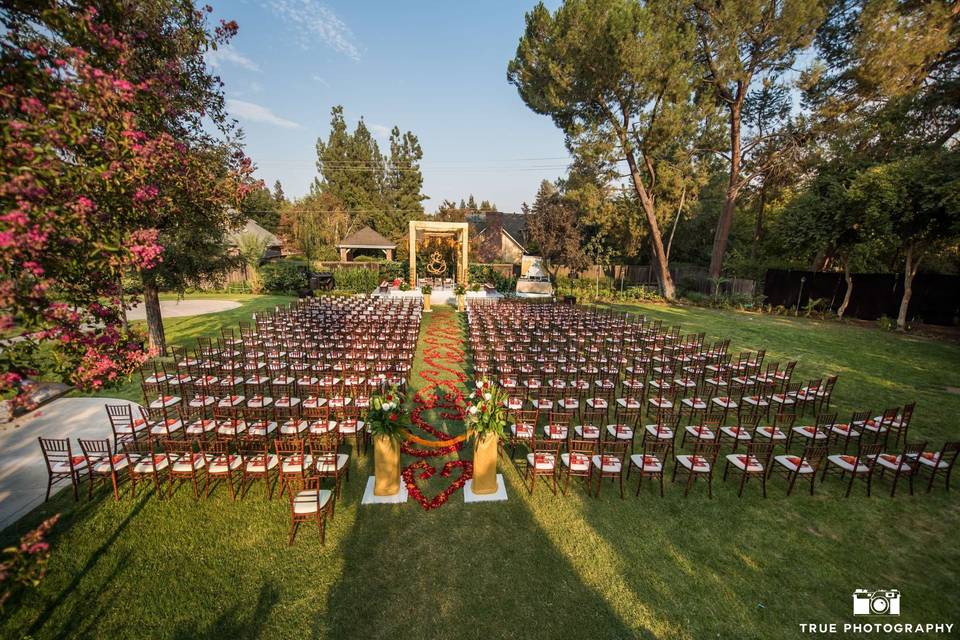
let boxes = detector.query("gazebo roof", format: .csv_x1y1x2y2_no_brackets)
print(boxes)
337,226,396,249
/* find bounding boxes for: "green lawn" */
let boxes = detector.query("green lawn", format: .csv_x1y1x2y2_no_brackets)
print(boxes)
4,296,959,639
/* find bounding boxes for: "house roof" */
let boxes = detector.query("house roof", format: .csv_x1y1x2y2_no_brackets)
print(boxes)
337,225,396,249
469,212,528,253
230,218,281,247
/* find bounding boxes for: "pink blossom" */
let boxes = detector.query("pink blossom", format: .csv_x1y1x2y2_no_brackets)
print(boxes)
133,185,158,203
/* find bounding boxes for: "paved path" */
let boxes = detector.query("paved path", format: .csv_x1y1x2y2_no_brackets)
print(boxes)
126,298,240,321
0,397,136,531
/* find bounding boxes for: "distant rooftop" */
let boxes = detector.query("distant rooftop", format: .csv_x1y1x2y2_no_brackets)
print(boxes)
338,225,396,249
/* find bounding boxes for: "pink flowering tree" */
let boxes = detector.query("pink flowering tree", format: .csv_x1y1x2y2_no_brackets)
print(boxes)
0,1,256,399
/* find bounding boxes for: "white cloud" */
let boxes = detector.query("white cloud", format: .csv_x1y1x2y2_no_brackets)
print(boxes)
268,0,361,60
311,74,330,87
369,123,392,139
227,99,300,129
207,45,261,72
248,81,264,94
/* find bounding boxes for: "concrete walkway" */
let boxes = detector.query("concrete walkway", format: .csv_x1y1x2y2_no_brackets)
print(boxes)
126,298,240,321
0,397,136,531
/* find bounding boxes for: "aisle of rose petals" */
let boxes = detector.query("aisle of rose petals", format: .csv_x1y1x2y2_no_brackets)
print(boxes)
401,309,473,509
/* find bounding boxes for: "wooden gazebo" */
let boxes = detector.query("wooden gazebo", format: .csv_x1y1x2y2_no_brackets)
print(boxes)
337,226,396,261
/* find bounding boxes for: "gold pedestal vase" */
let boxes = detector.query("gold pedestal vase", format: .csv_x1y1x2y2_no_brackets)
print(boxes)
471,432,499,495
373,435,401,496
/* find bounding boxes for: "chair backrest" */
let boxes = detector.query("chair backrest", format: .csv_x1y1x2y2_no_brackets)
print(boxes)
746,442,774,467
79,438,116,471
935,442,960,471
597,438,628,464
567,438,596,456
893,441,927,474
815,412,838,430
200,439,230,460
275,438,304,458
773,412,796,431
899,401,916,428
801,445,829,471
692,442,721,468
38,437,72,471
856,443,884,468
642,440,671,466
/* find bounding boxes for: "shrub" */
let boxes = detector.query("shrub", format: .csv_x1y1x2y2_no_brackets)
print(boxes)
469,265,517,293
380,261,407,281
333,267,379,293
260,259,310,293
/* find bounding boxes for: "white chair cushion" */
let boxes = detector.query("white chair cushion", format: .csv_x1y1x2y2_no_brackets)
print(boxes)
685,425,715,440
309,420,338,434
172,453,206,472
591,454,622,473
676,454,711,472
681,397,707,409
644,424,673,439
338,419,365,434
827,454,869,473
755,426,786,440
793,425,828,440
510,422,534,438
725,454,764,472
874,453,911,472
280,419,309,435
186,419,217,435
774,454,814,474
281,454,314,473
51,456,88,473
629,454,662,473
150,419,183,435
560,452,590,471
208,455,242,473
293,488,332,514
606,424,634,440
544,424,568,440
92,454,132,473
918,452,948,469
246,396,273,408
720,426,751,440
315,453,349,473
134,455,170,474
711,396,737,408
830,423,859,437
245,454,279,473
526,452,556,471
574,425,600,439
247,421,278,437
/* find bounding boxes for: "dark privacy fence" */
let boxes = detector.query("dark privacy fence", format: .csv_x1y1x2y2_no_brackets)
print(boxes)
762,269,960,326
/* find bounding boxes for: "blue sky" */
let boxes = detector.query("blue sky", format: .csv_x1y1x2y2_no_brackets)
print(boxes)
208,0,569,213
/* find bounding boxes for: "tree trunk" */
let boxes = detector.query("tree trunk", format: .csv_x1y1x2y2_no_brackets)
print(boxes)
897,244,921,331
753,183,766,248
143,280,167,356
837,258,853,320
666,183,686,262
624,152,675,299
709,102,742,279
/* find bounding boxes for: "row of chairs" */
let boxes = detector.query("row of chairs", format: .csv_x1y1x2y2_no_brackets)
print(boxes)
515,435,958,500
